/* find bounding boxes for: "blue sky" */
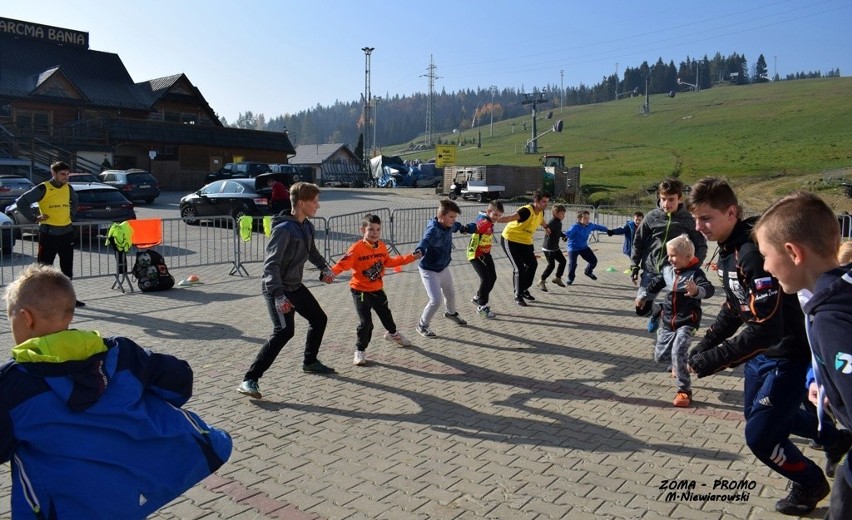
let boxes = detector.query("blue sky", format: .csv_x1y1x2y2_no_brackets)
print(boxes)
5,0,851,123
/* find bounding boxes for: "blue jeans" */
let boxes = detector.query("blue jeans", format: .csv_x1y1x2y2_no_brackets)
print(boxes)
654,326,694,392
743,355,824,488
567,247,597,281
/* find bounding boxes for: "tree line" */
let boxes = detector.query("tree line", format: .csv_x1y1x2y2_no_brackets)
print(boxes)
220,51,840,150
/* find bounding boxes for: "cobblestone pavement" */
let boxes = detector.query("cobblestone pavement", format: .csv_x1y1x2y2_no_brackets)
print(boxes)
0,216,829,519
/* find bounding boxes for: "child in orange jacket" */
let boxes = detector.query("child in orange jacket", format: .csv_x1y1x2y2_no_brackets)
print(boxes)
331,214,422,366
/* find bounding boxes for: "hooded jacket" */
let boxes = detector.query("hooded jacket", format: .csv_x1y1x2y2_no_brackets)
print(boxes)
646,256,715,331
630,204,707,274
331,239,417,292
415,217,465,272
688,218,811,377
262,214,330,297
0,330,232,519
803,266,852,437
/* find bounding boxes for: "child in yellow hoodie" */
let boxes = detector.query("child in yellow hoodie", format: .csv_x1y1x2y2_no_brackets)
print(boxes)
331,214,422,366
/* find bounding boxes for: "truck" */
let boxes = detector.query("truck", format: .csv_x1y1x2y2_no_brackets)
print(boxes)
541,154,581,203
447,168,504,202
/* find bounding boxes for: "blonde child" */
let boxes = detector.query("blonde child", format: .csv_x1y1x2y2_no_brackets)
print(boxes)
639,234,714,407
0,265,231,519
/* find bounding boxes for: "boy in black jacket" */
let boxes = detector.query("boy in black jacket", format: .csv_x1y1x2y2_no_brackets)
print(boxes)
686,178,850,516
755,191,852,519
537,204,567,291
643,234,714,408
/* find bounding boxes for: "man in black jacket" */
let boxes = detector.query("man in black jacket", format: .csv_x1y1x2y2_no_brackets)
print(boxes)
686,177,851,516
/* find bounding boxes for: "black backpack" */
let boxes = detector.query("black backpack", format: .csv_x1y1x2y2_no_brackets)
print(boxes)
132,249,175,292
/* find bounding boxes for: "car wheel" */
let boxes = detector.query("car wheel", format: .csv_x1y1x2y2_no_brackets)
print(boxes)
477,193,486,202
232,206,249,222
181,205,199,225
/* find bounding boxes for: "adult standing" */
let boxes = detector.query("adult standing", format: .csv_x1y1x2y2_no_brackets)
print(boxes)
15,161,84,307
267,177,289,215
500,190,550,306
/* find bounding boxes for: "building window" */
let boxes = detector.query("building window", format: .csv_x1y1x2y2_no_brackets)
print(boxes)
15,111,51,136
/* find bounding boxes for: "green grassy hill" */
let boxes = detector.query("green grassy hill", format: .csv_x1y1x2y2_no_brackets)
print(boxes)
392,78,852,210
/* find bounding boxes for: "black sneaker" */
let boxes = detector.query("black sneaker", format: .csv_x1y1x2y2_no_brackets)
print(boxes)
471,296,481,305
75,300,86,308
585,272,598,280
522,290,535,301
825,429,852,478
774,479,830,515
302,360,337,374
515,296,528,307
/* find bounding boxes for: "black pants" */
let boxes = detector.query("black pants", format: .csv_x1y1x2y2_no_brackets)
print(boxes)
567,247,597,281
470,254,497,306
540,250,566,280
351,289,398,351
244,285,327,381
38,231,75,279
501,238,536,298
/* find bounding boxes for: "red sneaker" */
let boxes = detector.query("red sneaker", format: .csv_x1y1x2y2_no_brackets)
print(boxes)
673,391,692,408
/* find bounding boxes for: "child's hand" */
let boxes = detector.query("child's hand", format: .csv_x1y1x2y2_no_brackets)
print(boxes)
808,382,819,407
634,298,644,308
320,268,335,284
412,251,423,259
685,279,698,297
275,295,294,314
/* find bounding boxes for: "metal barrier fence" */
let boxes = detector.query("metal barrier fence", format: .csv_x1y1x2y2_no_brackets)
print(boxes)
0,217,240,286
6,207,847,287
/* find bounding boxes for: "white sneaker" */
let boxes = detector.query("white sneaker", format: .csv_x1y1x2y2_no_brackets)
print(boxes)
353,350,366,366
478,305,496,319
384,330,412,347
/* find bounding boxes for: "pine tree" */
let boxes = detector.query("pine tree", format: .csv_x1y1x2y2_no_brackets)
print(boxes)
755,54,769,83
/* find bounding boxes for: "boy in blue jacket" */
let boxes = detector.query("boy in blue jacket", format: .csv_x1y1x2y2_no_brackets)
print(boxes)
756,192,852,518
564,210,614,284
0,264,232,520
415,199,469,337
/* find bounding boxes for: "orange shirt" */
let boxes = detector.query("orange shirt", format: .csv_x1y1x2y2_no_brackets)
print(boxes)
331,239,417,292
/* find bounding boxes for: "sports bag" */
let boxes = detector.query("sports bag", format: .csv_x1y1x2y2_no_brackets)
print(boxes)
132,249,175,292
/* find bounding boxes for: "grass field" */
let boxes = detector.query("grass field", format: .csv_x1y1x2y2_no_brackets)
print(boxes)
392,78,852,211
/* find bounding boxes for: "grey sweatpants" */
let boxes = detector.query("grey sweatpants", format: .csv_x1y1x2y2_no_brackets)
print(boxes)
654,326,696,393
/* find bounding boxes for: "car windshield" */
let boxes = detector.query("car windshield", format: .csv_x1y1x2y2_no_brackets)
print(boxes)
79,190,129,203
127,173,156,184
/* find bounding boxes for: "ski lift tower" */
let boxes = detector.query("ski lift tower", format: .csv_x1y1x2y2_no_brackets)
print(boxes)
522,90,548,154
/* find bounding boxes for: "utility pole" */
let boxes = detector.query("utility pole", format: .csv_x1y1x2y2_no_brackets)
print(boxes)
489,85,497,137
522,90,548,153
361,47,374,169
421,55,439,146
774,55,777,80
614,63,619,100
560,70,564,113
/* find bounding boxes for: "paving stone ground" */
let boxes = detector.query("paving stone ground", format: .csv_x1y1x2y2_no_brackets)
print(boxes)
0,209,829,519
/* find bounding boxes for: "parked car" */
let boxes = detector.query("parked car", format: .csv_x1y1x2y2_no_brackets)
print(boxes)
0,212,15,254
179,178,273,225
68,172,101,183
99,169,160,203
205,161,271,182
5,183,136,237
0,175,35,210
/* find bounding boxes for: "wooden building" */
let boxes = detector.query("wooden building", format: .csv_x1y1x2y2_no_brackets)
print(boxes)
0,17,294,189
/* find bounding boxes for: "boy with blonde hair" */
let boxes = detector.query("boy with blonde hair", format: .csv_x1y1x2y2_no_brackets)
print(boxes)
642,234,714,407
0,265,232,519
755,192,852,518
331,214,421,365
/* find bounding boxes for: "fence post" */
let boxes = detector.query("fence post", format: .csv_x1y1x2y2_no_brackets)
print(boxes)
229,217,248,276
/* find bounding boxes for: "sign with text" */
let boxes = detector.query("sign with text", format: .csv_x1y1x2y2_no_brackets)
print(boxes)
435,145,457,168
0,17,89,49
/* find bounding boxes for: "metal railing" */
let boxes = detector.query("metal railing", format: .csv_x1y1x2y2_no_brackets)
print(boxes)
4,206,846,288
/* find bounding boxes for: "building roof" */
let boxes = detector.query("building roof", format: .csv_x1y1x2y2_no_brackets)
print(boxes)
291,143,358,165
105,119,295,154
0,33,150,109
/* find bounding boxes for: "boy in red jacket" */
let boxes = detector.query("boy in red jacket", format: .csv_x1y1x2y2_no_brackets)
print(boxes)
331,214,421,366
